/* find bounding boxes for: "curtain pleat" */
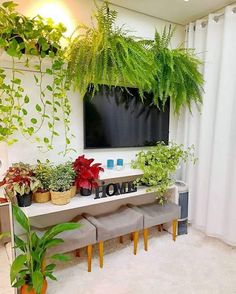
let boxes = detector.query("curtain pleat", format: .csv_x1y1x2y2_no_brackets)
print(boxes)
173,6,236,245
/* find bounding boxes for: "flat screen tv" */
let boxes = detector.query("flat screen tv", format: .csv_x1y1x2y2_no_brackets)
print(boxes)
84,85,169,149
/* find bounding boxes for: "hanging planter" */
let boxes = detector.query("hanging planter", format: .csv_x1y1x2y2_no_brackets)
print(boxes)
67,2,203,113
66,2,156,98
0,1,72,154
150,27,204,113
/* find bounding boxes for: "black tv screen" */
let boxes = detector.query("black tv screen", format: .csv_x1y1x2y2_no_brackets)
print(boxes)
84,85,169,149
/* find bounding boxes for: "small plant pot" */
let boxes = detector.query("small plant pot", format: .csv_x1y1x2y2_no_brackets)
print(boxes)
70,185,77,198
33,191,51,203
80,188,92,196
16,193,32,207
50,190,71,205
21,279,47,294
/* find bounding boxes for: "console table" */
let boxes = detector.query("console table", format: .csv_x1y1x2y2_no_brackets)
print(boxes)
17,167,177,230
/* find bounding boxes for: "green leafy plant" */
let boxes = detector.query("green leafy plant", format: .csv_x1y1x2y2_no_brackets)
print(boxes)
67,2,156,98
150,27,204,113
0,1,73,154
67,2,203,113
131,142,196,203
10,204,81,293
49,162,76,192
34,160,53,192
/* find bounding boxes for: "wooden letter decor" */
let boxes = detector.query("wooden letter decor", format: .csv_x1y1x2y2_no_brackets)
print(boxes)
94,181,137,199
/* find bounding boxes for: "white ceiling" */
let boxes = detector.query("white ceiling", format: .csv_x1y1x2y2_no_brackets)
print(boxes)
109,0,236,25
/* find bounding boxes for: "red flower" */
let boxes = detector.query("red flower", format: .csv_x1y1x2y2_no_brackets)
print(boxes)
73,155,104,190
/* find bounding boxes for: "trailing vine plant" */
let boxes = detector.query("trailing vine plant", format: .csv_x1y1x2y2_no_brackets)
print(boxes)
131,142,196,203
0,1,73,154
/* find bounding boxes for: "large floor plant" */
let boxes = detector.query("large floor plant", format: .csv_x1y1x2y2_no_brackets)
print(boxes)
10,204,80,293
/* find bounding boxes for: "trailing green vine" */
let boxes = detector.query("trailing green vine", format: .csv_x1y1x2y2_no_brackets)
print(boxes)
131,142,196,203
0,1,72,154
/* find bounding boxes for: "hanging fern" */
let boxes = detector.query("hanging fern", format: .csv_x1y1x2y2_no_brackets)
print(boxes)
66,2,156,97
151,27,204,113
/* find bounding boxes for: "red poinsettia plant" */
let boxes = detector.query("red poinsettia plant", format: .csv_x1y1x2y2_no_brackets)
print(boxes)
73,155,104,190
0,163,41,199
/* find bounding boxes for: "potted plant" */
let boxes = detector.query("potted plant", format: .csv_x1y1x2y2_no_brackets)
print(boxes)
0,1,72,154
0,163,41,207
33,160,52,203
73,155,104,196
10,204,80,294
49,162,76,205
68,161,77,198
131,142,196,203
66,2,156,98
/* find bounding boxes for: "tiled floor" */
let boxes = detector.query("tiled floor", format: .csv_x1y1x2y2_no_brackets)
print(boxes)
1,227,236,294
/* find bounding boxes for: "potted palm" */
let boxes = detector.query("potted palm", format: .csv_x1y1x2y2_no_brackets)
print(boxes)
49,162,76,205
73,155,104,196
0,163,41,207
10,204,80,294
33,160,52,203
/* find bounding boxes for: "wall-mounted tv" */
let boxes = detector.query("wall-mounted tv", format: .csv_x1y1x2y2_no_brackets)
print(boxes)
84,85,169,149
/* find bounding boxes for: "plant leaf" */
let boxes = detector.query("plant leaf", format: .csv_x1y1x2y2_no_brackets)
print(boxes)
12,205,30,232
10,254,27,284
32,270,44,294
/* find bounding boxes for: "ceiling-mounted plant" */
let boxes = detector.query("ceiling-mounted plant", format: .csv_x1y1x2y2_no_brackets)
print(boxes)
150,26,204,113
0,1,73,154
66,2,156,97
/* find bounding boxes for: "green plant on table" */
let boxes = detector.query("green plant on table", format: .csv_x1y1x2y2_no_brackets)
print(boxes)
0,162,41,200
49,162,76,192
10,204,81,293
0,1,73,154
131,142,196,203
34,160,53,192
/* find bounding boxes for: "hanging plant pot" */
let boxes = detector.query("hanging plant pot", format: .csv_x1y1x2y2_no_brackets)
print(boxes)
21,279,47,294
16,193,32,207
80,188,92,196
50,190,71,205
33,191,51,203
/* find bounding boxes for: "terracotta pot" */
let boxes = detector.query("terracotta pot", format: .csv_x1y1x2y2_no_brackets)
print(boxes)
70,185,77,197
50,190,71,205
33,191,51,203
16,193,32,207
21,279,47,294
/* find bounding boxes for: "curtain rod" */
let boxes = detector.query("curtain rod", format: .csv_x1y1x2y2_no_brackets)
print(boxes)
189,6,236,29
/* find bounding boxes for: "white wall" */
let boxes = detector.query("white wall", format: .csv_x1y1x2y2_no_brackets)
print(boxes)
0,0,185,168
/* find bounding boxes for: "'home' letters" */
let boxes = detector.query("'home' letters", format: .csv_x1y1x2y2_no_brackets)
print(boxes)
94,181,137,199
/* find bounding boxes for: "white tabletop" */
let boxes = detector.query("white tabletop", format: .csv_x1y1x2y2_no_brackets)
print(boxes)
21,186,154,218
